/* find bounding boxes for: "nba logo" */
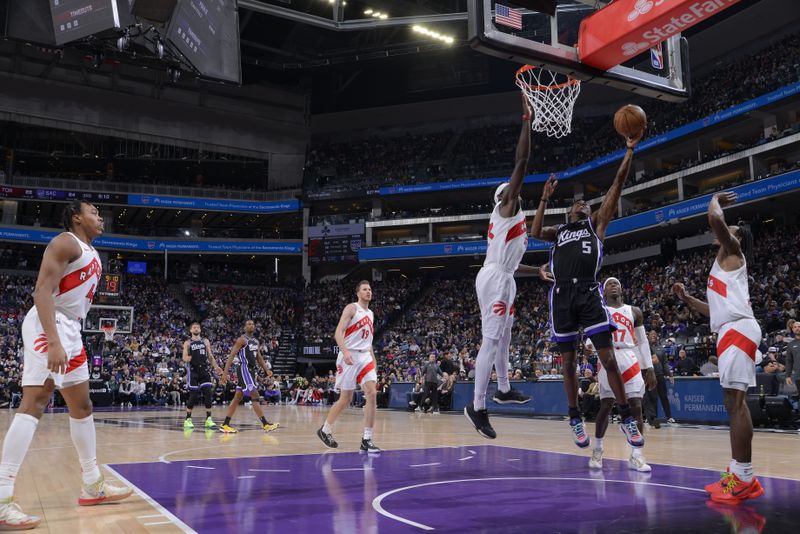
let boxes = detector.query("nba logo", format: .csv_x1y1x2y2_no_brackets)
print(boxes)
655,210,664,222
350,238,361,252
147,241,156,250
444,245,453,254
650,42,664,70
141,196,151,204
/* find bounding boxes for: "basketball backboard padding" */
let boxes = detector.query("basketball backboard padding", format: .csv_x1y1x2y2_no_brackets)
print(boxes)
468,0,691,101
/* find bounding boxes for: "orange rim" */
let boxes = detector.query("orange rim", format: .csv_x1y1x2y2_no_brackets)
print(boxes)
515,64,580,91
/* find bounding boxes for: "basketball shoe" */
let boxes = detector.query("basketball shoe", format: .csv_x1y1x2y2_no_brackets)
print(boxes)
204,417,217,429
183,418,194,430
492,389,531,404
628,453,652,473
360,438,382,454
219,424,238,433
262,422,279,432
0,498,40,530
464,405,497,439
706,472,764,504
317,427,338,448
78,476,133,506
570,418,590,448
619,417,645,448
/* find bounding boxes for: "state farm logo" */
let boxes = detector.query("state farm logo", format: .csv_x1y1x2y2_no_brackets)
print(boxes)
622,41,650,57
628,0,656,22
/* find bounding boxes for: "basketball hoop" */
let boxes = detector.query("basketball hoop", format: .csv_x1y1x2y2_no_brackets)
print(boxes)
101,324,116,342
515,65,581,139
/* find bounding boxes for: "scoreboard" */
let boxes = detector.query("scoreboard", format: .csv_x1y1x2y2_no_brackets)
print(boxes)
0,186,126,204
97,273,122,297
307,223,364,265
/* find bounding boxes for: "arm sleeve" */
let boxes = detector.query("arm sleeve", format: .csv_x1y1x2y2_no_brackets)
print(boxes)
634,326,654,369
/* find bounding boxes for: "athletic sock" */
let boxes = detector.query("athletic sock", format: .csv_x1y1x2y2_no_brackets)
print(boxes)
185,412,192,420
618,403,632,420
206,411,212,419
631,447,642,458
594,438,604,451
568,406,581,420
70,415,101,485
322,421,332,434
363,427,373,440
0,414,38,500
730,460,754,483
260,416,268,425
223,417,231,426
473,337,499,411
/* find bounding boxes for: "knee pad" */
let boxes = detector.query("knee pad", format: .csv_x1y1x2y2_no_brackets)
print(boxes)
589,331,613,350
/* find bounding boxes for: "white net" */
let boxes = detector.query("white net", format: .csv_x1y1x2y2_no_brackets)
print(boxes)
515,65,581,139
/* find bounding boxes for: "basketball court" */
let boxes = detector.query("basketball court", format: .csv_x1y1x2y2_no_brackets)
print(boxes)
3,406,796,533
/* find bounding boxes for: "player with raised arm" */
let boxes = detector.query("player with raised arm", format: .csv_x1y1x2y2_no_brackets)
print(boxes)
182,321,223,430
317,281,381,454
219,320,279,434
531,129,645,449
465,95,551,439
589,278,657,472
0,200,131,531
672,191,763,504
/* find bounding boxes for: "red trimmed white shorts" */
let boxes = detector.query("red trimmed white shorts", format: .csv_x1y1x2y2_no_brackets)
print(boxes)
598,347,645,400
22,308,89,389
334,349,376,392
716,318,760,392
476,266,517,340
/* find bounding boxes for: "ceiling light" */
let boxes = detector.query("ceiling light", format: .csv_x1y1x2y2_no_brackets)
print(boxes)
364,9,373,15
379,13,388,19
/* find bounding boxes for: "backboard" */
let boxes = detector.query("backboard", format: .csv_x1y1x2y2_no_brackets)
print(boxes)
468,0,691,101
82,305,134,334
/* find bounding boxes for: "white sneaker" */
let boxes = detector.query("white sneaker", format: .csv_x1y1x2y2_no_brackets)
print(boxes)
588,448,604,470
628,454,652,473
78,476,133,506
667,418,676,424
0,497,41,530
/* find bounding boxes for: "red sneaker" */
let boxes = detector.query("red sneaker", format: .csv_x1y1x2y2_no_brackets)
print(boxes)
707,472,764,504
706,501,767,533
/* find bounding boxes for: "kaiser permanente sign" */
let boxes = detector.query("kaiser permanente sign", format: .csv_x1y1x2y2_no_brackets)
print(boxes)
359,170,800,261
579,0,742,70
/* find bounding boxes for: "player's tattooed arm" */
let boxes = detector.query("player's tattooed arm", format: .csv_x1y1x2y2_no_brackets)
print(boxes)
672,283,710,318
531,174,559,242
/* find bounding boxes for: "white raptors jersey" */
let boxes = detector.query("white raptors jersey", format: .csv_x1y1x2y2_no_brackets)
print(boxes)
343,303,374,352
484,204,527,272
608,304,637,350
707,259,755,333
53,232,102,321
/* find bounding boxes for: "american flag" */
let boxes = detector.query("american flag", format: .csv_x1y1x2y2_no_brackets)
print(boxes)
495,4,523,30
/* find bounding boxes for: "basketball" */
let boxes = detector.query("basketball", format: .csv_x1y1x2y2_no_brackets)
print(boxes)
614,105,647,138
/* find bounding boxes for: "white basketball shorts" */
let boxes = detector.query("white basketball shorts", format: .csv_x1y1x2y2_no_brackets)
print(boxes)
334,349,376,392
598,347,645,400
22,307,89,389
476,266,517,340
716,317,760,392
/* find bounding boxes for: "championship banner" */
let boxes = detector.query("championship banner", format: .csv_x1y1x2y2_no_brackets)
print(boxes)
579,0,742,70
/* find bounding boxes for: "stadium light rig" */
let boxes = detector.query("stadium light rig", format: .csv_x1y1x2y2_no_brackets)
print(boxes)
363,7,388,19
412,25,455,45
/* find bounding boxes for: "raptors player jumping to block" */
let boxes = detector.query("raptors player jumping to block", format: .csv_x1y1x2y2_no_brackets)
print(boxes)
531,129,644,450
589,277,656,473
465,95,550,439
317,281,381,454
673,191,763,504
0,199,131,531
